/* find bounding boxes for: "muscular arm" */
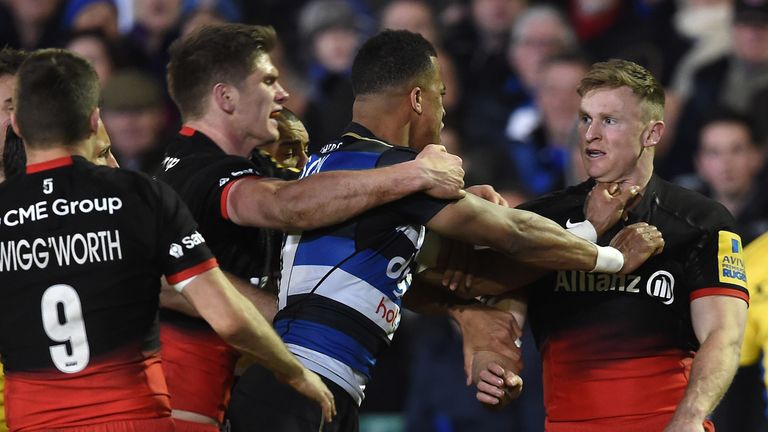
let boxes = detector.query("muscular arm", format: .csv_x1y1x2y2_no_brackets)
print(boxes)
426,194,603,272
666,296,748,431
226,145,465,231
160,271,278,322
178,267,335,420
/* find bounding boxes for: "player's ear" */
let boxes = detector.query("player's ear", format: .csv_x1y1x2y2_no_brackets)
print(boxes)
212,83,237,114
410,87,423,115
9,111,21,138
643,120,665,148
89,108,100,135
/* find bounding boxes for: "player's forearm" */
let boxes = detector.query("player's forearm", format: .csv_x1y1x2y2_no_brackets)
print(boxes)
671,329,742,424
269,160,431,231
223,271,278,322
497,209,599,271
222,296,305,382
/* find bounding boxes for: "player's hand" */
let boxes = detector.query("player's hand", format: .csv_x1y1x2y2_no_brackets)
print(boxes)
285,368,336,422
471,351,523,407
610,222,664,274
438,238,476,292
466,184,509,207
416,144,466,200
585,182,641,235
450,303,522,381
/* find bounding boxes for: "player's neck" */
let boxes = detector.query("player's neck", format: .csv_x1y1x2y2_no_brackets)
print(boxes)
352,97,410,146
184,118,252,157
25,144,86,166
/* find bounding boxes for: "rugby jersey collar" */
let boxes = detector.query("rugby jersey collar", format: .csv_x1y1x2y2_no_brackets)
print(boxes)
173,126,226,156
26,155,74,174
341,122,391,146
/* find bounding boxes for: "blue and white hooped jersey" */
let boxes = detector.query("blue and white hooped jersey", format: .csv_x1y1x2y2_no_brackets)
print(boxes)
277,123,450,404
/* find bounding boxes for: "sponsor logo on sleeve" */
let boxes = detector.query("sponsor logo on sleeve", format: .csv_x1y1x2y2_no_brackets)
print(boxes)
169,243,184,258
718,230,747,288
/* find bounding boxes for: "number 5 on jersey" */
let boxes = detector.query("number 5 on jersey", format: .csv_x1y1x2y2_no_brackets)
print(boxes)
43,178,53,194
41,284,90,373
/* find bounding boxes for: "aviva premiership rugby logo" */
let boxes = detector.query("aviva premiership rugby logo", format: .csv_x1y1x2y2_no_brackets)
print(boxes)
718,231,747,288
646,270,675,305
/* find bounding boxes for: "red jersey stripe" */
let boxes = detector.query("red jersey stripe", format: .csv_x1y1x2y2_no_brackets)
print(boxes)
690,287,750,304
179,126,196,136
220,178,246,220
166,258,218,285
26,156,73,174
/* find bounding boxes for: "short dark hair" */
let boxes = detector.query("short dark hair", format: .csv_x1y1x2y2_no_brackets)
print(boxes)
578,59,665,121
0,47,28,77
15,49,99,147
167,24,277,120
700,109,760,148
351,30,437,96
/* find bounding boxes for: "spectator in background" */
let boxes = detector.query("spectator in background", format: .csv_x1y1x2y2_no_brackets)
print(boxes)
667,0,732,111
508,52,589,197
694,113,768,244
505,5,577,142
101,69,168,173
179,0,241,38
61,0,119,40
662,0,768,179
65,30,118,87
444,0,527,155
566,0,688,85
379,0,461,113
299,0,371,151
126,0,183,83
0,0,65,49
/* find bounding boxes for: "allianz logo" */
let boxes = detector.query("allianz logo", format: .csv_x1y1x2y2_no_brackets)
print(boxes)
554,270,675,304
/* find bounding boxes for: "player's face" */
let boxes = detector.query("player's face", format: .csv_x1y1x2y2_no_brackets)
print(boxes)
275,120,309,169
90,119,119,167
697,121,761,197
238,53,288,145
412,57,446,151
0,74,16,129
578,86,651,183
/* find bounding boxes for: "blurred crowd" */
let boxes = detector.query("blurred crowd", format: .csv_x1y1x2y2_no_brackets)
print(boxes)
1,0,766,431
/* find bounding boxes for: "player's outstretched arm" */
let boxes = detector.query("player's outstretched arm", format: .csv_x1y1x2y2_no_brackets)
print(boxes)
175,267,336,422
425,194,645,274
160,271,278,322
226,144,465,231
665,296,747,432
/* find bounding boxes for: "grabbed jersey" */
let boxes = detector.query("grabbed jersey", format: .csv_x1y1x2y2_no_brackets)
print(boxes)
520,175,749,428
278,123,449,404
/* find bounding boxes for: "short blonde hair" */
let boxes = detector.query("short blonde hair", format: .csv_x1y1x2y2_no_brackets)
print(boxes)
578,59,665,121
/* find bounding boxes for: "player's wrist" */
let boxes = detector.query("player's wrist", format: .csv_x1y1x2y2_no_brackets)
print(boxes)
591,245,624,273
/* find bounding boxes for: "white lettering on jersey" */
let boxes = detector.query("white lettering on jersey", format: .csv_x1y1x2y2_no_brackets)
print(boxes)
0,230,123,271
161,157,180,171
181,231,206,249
554,271,642,293
0,198,123,228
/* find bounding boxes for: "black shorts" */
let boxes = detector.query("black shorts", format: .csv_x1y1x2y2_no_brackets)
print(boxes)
227,364,358,432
